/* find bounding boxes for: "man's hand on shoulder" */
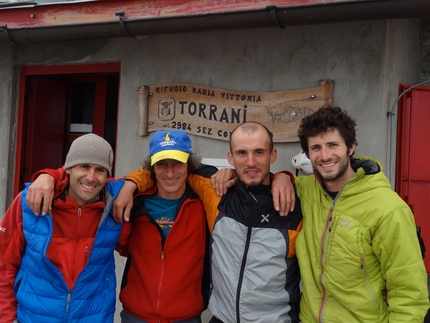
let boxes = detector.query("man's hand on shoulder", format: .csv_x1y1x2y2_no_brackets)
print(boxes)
26,174,55,216
112,180,137,223
210,168,237,196
272,172,295,216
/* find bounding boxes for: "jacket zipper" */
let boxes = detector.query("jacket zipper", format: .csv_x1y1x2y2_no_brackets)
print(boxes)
155,198,188,321
63,293,71,322
65,293,71,312
133,193,189,322
318,204,334,323
318,175,358,323
236,226,252,323
156,251,165,323
235,191,257,323
156,209,174,323
77,207,82,229
43,214,72,323
84,245,89,264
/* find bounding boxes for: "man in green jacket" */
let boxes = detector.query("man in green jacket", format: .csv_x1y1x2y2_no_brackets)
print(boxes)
295,106,429,322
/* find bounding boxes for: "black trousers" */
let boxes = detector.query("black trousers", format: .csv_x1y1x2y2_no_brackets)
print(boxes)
208,317,223,323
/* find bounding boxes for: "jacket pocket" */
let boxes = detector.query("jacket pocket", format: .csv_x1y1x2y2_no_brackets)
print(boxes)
360,252,380,310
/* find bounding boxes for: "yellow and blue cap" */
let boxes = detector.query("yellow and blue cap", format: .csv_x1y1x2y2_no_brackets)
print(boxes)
149,130,192,166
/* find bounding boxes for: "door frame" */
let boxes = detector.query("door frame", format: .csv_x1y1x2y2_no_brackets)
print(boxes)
15,62,121,197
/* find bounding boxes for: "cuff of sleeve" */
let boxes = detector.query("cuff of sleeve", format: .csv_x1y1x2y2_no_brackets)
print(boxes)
272,170,295,184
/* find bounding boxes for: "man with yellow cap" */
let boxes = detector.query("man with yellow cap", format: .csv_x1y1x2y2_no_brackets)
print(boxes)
116,129,210,323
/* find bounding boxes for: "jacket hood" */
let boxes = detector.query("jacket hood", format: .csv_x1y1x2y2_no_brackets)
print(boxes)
352,156,381,175
341,156,392,199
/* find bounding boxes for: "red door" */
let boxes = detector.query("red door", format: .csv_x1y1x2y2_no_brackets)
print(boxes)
21,76,67,186
396,84,430,273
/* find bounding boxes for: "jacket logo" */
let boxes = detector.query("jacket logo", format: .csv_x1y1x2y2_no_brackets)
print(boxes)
340,220,353,228
261,214,270,223
0,226,6,233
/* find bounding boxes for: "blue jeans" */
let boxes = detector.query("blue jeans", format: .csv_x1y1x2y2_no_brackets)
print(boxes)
120,310,202,323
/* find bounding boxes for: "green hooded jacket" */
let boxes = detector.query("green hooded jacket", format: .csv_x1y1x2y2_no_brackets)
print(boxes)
295,156,429,323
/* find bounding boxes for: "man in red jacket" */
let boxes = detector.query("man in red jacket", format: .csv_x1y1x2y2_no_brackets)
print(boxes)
115,129,211,323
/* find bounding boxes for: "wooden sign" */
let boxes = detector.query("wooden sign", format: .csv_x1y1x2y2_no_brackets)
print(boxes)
138,79,333,142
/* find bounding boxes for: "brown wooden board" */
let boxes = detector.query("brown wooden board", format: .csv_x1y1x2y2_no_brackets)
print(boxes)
139,80,333,142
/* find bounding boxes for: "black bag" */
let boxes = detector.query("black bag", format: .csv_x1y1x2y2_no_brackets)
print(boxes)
417,226,426,259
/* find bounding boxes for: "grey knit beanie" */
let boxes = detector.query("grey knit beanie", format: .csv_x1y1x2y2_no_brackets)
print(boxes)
64,133,113,176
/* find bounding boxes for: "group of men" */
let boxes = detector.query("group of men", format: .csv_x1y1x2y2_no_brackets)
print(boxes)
0,106,428,323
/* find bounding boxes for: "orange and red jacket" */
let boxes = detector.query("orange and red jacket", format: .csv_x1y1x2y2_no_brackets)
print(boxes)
116,184,210,323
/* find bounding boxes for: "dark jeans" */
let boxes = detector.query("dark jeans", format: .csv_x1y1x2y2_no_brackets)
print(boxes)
121,310,202,323
208,317,223,323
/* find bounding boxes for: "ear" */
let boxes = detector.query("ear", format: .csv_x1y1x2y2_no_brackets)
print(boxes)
270,148,277,164
348,141,357,156
227,151,234,166
65,168,71,175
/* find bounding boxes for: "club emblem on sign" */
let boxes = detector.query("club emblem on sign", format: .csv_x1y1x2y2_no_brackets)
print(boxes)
158,98,175,120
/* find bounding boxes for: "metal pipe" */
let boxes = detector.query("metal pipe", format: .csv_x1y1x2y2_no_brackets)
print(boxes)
0,0,429,44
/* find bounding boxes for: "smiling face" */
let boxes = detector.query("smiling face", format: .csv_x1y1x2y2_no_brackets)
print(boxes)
153,159,188,199
65,164,108,206
308,128,356,192
228,123,277,187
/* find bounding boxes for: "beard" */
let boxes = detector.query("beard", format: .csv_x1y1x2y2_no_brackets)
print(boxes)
314,156,350,184
240,169,270,188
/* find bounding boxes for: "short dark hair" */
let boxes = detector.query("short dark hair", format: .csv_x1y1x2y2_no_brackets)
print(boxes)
298,106,357,160
230,121,274,152
143,154,201,182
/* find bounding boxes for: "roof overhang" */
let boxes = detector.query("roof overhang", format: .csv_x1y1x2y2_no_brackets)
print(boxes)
1,0,429,44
